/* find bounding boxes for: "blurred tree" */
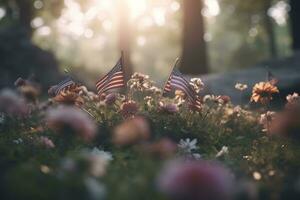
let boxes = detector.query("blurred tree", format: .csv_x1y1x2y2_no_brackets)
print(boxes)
263,0,277,58
118,0,133,80
290,0,300,50
180,0,208,75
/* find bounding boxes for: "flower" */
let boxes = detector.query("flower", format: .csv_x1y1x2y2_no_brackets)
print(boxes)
250,82,279,104
46,106,97,142
15,77,41,101
0,89,28,117
53,85,84,107
113,116,150,146
127,72,152,91
81,148,113,177
190,78,204,93
157,160,234,200
175,90,186,106
84,177,106,200
120,100,138,117
104,93,117,105
37,136,55,149
141,138,177,158
178,138,198,153
235,83,248,91
216,146,229,158
159,102,179,114
286,93,299,104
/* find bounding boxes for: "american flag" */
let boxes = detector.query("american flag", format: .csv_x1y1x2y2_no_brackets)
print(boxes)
55,77,75,95
163,64,201,108
96,56,125,94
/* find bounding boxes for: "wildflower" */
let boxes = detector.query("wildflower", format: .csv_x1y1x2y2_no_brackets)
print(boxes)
13,138,23,144
175,90,186,105
157,160,234,200
190,78,204,93
144,96,154,108
235,83,248,91
46,106,97,142
203,95,224,105
286,93,300,110
159,102,179,114
0,89,28,117
37,136,55,149
104,93,117,105
250,81,279,104
15,77,41,102
141,138,177,158
259,111,276,132
113,116,150,146
253,171,262,181
120,100,138,117
84,177,106,200
286,92,299,104
0,113,5,124
53,85,84,107
216,146,229,158
127,72,152,91
178,138,198,153
83,148,112,177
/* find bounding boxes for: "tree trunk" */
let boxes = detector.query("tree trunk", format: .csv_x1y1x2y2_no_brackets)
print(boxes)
180,0,208,75
263,0,277,58
290,0,300,50
118,0,133,80
15,0,34,37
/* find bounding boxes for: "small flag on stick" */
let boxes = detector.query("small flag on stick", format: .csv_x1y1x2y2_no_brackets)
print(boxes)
163,59,201,108
54,77,75,95
96,54,125,94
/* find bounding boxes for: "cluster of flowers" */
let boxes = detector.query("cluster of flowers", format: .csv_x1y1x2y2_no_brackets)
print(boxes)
1,72,299,200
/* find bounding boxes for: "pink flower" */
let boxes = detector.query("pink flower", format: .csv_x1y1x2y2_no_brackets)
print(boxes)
38,136,55,149
120,100,138,118
104,93,117,105
113,116,150,146
0,89,28,117
46,106,97,142
157,160,234,200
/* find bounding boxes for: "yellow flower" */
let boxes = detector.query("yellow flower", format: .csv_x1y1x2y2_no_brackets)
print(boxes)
251,82,279,104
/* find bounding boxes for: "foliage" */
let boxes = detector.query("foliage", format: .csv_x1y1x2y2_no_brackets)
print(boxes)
1,75,300,200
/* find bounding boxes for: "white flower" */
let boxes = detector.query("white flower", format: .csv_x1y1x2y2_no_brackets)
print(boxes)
235,83,248,91
216,146,229,158
178,138,198,153
84,177,106,200
0,113,5,124
13,138,23,144
90,147,113,162
81,147,113,177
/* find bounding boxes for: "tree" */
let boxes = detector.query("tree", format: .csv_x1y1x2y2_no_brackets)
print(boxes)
180,0,208,75
290,0,300,50
118,0,133,80
263,0,277,58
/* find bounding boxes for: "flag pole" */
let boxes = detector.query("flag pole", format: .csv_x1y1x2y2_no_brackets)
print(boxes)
162,57,180,96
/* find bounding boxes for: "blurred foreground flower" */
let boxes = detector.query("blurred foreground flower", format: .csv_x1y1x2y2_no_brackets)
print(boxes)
15,77,41,102
157,160,234,200
141,138,177,158
81,147,113,177
251,82,279,104
113,116,150,146
46,106,97,142
37,136,55,149
0,89,28,117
